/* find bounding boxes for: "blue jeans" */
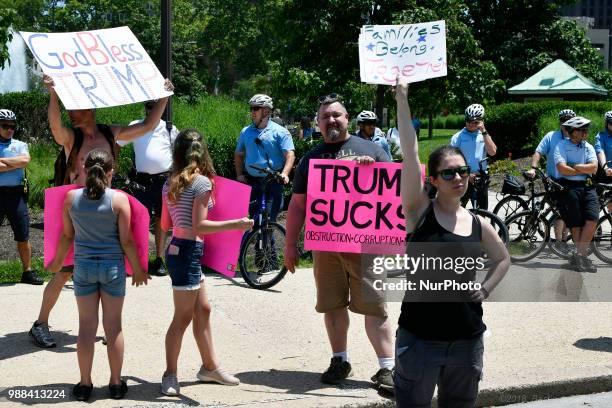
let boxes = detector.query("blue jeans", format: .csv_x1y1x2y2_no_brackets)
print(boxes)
73,258,126,297
165,237,204,290
394,327,484,408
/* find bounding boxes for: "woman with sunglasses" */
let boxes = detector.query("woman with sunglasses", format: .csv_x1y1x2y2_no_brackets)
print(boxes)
393,76,510,407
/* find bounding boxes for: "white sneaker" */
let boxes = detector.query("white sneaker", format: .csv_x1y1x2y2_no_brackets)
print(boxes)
161,373,180,396
196,366,240,386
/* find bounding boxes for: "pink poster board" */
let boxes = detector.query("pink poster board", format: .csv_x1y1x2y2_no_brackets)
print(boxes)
43,185,150,275
304,159,425,255
161,176,251,278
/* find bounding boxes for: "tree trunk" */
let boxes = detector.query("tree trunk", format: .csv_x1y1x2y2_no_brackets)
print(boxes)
428,110,434,139
375,85,385,128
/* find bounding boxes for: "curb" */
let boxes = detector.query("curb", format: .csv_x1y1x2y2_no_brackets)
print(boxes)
477,375,612,406
348,375,612,408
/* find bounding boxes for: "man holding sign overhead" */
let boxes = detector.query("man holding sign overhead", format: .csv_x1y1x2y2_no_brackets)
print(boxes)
29,72,173,349
284,94,395,392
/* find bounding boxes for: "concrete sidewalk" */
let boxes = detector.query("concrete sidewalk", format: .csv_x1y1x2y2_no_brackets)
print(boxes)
1,265,612,408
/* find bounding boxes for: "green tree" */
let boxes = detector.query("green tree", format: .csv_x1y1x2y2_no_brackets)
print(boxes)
2,0,205,99
393,0,503,139
464,0,610,92
0,6,15,69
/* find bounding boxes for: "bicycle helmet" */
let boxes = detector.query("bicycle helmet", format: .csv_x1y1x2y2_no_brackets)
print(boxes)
0,109,16,121
562,116,591,129
605,111,612,124
248,94,273,109
356,110,378,124
464,104,485,121
558,109,575,120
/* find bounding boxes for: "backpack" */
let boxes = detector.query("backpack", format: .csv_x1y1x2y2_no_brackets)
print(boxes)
52,124,116,186
501,174,526,195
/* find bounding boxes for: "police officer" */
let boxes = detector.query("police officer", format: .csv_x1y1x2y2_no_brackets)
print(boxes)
234,94,295,223
553,116,599,272
525,109,576,250
0,109,43,285
355,110,391,160
450,104,497,210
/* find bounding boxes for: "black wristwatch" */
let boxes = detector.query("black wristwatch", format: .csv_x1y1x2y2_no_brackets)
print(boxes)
482,130,489,136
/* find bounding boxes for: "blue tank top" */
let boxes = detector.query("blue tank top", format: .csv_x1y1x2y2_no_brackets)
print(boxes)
70,188,123,260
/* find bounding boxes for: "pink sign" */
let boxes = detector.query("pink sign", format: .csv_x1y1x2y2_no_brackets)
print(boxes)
304,159,425,255
161,176,251,278
43,185,150,275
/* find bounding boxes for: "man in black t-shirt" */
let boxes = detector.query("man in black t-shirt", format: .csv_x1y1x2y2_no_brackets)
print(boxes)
284,94,394,392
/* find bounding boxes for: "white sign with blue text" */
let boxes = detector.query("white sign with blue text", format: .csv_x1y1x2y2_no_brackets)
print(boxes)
359,20,447,85
20,26,172,110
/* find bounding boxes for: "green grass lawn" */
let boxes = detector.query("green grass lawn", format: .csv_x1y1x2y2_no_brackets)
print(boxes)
0,257,51,284
418,129,459,165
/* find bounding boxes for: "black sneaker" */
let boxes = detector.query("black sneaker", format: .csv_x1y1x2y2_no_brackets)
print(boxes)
582,256,597,273
20,270,43,285
371,368,394,392
73,382,93,401
148,257,167,276
29,321,57,348
321,357,353,384
109,380,128,399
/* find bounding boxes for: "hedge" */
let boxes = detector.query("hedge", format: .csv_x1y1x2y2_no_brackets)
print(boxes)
486,101,612,158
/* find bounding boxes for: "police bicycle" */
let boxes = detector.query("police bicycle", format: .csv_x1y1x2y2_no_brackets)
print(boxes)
238,164,289,289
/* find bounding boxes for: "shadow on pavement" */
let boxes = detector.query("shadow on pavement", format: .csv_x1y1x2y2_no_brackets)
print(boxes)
574,337,612,353
205,271,283,293
236,369,381,398
0,331,77,360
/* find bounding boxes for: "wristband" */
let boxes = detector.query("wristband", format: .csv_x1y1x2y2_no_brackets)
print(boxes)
531,165,538,170
482,131,489,136
480,287,490,299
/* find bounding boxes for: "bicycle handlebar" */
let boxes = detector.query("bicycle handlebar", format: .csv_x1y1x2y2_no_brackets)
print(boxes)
248,164,285,182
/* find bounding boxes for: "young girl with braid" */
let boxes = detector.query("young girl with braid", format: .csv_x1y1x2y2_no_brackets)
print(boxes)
48,149,148,401
160,129,253,396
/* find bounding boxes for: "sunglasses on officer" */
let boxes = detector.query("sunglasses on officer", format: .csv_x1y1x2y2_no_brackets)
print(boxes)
250,106,262,112
0,124,16,130
435,165,471,181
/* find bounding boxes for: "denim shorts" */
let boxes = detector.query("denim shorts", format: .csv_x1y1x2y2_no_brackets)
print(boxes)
166,237,204,290
73,258,126,297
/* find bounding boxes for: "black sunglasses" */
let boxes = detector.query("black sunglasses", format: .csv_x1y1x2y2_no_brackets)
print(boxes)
250,106,262,112
436,165,471,181
0,124,16,130
318,93,341,105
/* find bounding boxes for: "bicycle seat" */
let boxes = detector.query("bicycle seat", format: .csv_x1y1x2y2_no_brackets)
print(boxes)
597,183,612,190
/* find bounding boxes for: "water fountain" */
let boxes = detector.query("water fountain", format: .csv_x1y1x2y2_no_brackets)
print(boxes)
0,28,30,93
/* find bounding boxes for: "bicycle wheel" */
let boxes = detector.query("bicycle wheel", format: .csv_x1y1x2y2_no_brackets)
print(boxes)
547,213,575,260
493,195,529,222
504,211,549,262
239,222,288,289
592,214,612,264
471,209,509,244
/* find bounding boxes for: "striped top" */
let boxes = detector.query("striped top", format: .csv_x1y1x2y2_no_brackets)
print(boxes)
163,175,213,228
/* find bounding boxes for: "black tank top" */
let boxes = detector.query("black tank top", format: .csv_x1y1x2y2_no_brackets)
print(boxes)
398,202,487,341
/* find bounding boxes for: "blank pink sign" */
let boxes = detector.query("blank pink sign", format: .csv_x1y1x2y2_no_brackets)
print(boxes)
161,176,251,278
200,177,251,277
304,159,425,255
43,185,150,275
